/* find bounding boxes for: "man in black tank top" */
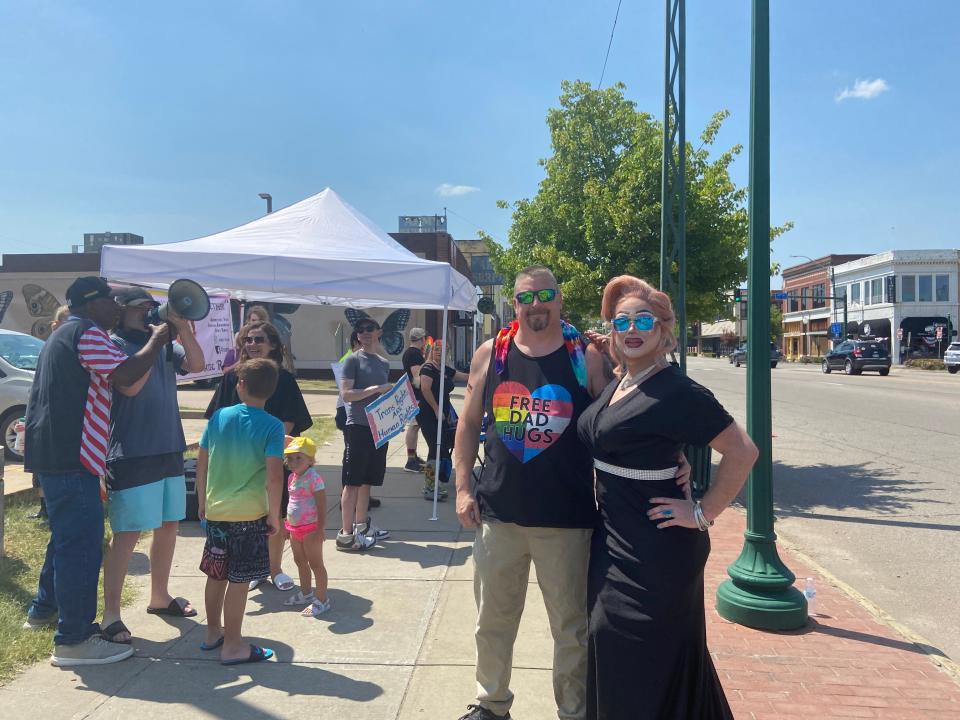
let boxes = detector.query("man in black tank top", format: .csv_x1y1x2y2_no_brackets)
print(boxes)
452,266,613,720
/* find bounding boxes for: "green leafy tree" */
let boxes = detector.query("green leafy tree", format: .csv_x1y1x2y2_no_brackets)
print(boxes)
770,304,784,343
486,80,790,328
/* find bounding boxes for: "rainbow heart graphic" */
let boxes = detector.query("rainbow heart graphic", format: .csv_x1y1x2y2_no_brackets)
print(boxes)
491,381,574,463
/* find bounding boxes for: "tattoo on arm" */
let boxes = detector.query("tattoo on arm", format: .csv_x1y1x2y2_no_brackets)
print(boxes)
466,382,474,392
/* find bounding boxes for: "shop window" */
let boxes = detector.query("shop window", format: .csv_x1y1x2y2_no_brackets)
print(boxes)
936,274,949,302
902,275,915,302
813,283,826,308
871,278,883,305
919,275,932,302
850,283,861,305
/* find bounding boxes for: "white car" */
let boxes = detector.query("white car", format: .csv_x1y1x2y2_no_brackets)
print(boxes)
0,328,43,461
945,341,960,375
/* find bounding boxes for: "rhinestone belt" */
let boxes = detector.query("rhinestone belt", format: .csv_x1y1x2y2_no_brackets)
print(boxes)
593,459,677,481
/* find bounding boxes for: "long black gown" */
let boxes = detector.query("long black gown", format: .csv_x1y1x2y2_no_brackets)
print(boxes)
576,364,734,720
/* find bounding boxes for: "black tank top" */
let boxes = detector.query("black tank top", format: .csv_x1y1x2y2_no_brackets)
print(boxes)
477,339,597,528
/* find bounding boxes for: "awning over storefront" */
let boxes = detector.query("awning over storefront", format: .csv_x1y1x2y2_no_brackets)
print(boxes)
899,316,951,337
854,318,891,340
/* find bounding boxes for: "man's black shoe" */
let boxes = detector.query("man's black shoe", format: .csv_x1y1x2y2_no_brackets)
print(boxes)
456,705,511,720
368,497,381,509
28,508,48,520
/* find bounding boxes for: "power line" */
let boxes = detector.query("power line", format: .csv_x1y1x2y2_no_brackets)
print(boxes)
598,0,623,89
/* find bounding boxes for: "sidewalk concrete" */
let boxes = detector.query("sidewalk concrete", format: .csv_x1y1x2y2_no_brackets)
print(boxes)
3,430,960,719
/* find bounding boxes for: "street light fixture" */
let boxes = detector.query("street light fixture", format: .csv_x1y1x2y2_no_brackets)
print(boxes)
258,193,273,214
715,0,806,630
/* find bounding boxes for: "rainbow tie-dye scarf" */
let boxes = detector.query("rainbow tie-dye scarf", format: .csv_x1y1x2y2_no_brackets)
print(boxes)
493,319,587,389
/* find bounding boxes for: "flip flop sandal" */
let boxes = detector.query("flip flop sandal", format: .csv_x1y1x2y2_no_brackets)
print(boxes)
200,636,224,651
146,597,198,617
221,644,274,666
271,573,295,591
283,591,315,606
101,620,133,645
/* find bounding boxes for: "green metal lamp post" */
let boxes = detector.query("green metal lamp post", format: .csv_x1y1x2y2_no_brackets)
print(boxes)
715,0,807,629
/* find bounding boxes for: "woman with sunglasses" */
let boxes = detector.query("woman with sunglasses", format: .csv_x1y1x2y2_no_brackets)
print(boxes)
205,321,312,592
576,275,758,720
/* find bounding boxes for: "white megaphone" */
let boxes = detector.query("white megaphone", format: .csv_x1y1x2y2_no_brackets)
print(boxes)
146,279,211,324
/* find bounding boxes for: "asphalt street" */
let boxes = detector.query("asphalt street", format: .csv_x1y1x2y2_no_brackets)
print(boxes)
686,356,960,662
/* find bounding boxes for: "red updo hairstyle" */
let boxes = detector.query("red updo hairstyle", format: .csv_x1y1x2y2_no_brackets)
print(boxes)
600,275,678,353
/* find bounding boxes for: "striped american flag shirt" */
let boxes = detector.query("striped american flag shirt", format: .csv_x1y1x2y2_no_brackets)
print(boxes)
77,326,127,476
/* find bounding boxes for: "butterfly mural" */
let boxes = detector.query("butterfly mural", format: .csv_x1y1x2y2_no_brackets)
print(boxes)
23,284,62,340
0,291,12,325
344,308,410,356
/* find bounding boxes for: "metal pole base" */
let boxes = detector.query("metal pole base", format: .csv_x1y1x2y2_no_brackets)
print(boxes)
716,533,807,630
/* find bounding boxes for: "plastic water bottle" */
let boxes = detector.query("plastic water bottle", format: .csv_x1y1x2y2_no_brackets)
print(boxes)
804,578,817,618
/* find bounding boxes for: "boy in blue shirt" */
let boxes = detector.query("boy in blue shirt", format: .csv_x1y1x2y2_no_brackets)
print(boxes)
197,358,285,664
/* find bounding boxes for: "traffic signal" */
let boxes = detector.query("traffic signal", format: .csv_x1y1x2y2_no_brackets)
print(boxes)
733,288,742,303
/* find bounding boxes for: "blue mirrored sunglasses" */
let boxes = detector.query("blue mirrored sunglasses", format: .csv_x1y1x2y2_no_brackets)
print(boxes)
612,313,657,332
515,288,557,305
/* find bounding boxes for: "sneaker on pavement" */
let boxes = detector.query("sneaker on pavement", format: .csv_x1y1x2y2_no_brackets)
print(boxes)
404,456,426,472
336,528,376,551
51,635,135,667
422,483,449,501
356,520,390,541
456,705,511,720
22,612,58,630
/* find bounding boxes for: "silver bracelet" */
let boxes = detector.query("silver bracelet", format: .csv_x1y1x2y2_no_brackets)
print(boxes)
694,501,714,532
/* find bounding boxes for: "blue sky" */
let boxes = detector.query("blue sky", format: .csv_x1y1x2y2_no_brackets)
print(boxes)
2,1,958,276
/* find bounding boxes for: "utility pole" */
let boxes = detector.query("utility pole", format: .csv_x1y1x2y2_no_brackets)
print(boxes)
715,0,807,630
659,0,713,498
660,0,687,371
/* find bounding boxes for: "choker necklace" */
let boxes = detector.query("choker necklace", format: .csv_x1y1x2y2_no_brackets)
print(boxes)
619,361,666,391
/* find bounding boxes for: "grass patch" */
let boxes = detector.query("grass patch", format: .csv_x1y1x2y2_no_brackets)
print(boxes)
296,379,338,392
0,495,138,685
303,415,337,447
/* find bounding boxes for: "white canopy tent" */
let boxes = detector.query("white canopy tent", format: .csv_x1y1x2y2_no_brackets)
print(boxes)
100,187,476,518
101,188,477,310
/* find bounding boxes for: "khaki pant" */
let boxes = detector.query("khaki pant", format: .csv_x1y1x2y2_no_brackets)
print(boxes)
473,521,592,720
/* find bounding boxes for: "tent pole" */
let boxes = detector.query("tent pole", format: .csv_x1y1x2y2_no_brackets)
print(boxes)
430,305,450,521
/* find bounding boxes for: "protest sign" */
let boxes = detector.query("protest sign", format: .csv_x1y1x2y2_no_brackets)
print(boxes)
365,375,420,448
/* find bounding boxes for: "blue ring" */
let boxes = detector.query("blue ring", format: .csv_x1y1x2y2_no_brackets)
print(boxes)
662,509,674,518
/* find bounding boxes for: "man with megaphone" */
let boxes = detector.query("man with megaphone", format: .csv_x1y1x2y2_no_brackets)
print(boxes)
99,286,206,644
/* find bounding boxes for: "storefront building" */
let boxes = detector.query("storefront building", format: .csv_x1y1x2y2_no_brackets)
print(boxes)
780,255,869,360
831,250,959,364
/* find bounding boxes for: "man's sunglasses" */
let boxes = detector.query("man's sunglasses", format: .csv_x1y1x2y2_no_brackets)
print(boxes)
244,335,268,345
356,324,379,333
515,288,557,305
611,313,657,333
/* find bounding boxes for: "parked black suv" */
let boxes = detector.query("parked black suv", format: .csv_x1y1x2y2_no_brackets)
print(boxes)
822,341,891,376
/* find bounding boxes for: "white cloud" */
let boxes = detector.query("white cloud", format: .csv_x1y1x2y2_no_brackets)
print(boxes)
835,78,890,102
435,183,480,197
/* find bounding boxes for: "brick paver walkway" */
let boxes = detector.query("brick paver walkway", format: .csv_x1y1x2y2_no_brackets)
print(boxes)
707,511,960,719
